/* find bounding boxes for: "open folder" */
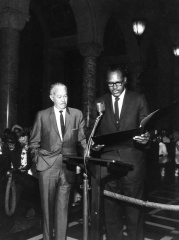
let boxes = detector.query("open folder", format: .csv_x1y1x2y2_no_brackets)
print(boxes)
92,100,179,146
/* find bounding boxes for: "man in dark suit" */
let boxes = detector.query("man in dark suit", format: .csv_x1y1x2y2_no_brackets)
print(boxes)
30,82,86,240
91,65,150,240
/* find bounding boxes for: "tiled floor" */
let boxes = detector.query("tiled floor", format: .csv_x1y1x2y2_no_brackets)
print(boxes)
1,163,179,240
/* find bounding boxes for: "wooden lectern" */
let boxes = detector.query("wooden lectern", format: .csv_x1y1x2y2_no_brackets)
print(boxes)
64,155,134,240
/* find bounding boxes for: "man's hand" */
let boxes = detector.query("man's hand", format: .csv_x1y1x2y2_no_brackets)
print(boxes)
91,144,105,151
133,132,150,144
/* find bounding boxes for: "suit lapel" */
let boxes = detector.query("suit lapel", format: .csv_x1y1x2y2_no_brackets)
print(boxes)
64,107,71,135
105,94,117,131
119,90,130,123
50,107,62,140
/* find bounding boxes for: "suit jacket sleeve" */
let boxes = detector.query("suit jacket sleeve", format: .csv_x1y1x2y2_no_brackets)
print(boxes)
29,112,42,162
77,111,87,155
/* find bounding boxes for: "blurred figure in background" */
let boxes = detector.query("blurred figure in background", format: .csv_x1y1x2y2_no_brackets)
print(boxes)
161,129,171,143
2,128,12,144
11,124,23,140
158,134,169,177
4,131,40,218
172,130,179,176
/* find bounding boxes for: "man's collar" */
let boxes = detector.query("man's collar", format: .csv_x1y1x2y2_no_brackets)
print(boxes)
111,88,126,100
54,106,66,114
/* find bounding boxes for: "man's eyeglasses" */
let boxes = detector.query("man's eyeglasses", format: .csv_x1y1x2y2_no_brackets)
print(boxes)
107,80,124,87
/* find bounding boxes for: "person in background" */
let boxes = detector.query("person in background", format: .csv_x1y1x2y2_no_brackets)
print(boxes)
11,124,23,140
0,135,14,231
172,130,179,176
161,129,171,143
157,134,169,177
175,141,179,176
17,131,40,217
18,132,32,172
0,135,11,173
30,82,86,240
3,131,40,218
2,128,12,144
90,65,150,240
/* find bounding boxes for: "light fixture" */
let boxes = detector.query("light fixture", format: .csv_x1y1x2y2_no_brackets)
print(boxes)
133,20,146,36
172,6,179,57
173,46,179,57
173,26,179,56
132,0,146,45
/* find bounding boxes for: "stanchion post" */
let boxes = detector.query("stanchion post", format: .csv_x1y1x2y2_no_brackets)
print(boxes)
83,174,89,240
82,103,104,239
90,164,101,240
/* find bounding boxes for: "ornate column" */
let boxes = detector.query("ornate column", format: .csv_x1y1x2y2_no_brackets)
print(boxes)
79,42,103,240
0,7,29,134
79,42,103,128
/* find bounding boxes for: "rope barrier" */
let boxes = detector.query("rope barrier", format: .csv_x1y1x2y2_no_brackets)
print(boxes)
5,173,17,216
104,190,179,211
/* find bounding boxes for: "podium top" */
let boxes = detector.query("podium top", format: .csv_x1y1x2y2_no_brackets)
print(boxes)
63,155,134,169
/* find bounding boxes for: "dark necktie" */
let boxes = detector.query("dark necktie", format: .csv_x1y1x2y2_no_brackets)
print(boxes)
114,97,120,127
59,110,65,137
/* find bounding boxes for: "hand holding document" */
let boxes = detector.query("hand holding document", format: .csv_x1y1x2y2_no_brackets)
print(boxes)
91,144,105,151
92,100,179,146
133,132,150,144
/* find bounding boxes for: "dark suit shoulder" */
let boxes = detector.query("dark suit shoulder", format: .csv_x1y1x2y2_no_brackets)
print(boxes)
126,90,144,98
125,90,148,104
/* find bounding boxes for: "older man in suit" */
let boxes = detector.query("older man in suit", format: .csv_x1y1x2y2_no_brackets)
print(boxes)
91,65,150,240
30,82,86,240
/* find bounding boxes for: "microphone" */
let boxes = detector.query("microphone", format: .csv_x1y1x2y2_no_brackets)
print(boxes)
85,101,105,157
97,101,105,115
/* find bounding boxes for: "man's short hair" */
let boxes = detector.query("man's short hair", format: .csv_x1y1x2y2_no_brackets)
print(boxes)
50,82,67,95
106,64,128,79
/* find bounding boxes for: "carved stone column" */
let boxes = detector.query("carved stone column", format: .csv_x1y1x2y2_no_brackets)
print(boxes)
0,7,29,133
79,42,103,128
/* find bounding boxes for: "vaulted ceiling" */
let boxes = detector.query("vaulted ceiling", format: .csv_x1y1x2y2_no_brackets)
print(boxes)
30,0,179,45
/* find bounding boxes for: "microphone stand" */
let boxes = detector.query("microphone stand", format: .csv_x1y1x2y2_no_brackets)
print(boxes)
85,112,103,158
83,112,104,240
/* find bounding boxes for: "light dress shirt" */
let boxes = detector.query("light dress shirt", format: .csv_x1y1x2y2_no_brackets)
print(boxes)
111,89,126,119
54,106,66,140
